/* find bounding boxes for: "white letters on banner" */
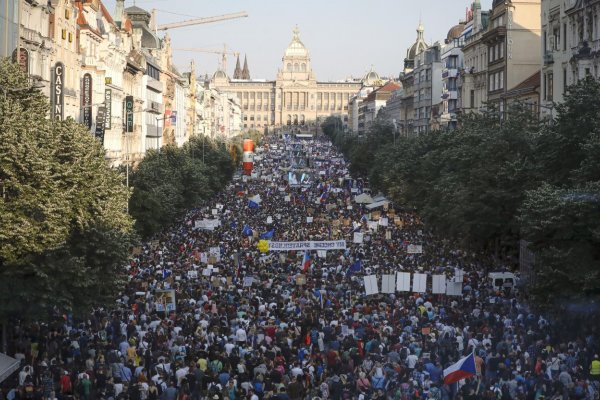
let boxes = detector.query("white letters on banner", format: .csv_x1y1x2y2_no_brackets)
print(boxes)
381,274,395,294
446,282,463,296
432,275,447,294
407,244,423,254
353,232,364,244
364,275,379,295
413,273,427,292
397,272,411,292
268,240,347,251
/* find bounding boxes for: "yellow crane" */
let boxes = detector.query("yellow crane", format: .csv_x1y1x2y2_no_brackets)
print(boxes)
173,45,240,73
156,11,248,31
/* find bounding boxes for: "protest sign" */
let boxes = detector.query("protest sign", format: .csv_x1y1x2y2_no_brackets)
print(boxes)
381,275,395,294
154,290,176,312
432,275,447,294
412,273,427,293
364,275,379,295
407,244,423,254
353,232,364,244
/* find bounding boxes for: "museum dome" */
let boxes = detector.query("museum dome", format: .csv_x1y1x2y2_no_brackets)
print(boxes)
284,26,309,58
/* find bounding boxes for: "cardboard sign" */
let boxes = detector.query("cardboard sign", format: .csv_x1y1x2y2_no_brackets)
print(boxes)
296,274,306,285
397,272,411,292
306,216,313,223
243,276,254,287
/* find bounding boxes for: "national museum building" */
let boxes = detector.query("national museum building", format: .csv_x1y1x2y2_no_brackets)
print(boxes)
211,27,364,130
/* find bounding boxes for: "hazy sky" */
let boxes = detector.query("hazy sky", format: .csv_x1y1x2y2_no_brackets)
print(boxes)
104,0,493,80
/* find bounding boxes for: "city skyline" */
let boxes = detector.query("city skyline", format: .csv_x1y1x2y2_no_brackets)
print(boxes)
103,0,493,80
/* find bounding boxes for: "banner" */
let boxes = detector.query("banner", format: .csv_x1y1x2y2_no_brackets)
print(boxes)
104,88,112,129
95,106,106,143
194,219,220,230
397,272,411,292
51,62,64,120
381,274,395,294
407,244,423,254
432,275,447,294
413,273,427,293
82,73,92,129
364,275,379,296
268,240,346,251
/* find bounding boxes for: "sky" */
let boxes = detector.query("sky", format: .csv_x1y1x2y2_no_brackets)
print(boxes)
103,0,493,81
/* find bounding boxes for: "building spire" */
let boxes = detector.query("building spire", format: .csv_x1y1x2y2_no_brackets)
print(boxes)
241,54,250,80
233,55,242,79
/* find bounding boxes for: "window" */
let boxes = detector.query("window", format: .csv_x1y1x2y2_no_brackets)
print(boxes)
498,42,503,59
301,63,306,72
499,72,504,89
287,63,292,71
470,89,475,109
490,74,495,91
563,23,567,50
294,63,299,72
563,68,567,93
546,72,553,101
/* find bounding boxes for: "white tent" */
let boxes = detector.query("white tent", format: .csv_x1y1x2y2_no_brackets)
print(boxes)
0,353,20,383
354,193,374,204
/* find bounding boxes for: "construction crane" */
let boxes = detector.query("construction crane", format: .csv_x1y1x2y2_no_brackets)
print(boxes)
156,11,248,31
174,45,240,74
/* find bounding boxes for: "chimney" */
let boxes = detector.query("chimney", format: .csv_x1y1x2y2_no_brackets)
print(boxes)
114,0,124,28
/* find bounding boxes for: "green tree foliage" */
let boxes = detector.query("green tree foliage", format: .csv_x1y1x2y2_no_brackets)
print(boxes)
129,137,235,238
0,58,134,320
518,78,600,307
328,80,600,309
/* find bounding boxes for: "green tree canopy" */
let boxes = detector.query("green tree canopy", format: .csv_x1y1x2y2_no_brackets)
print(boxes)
0,58,134,320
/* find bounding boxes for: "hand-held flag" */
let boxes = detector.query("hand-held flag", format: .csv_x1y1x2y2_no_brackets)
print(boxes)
443,352,476,385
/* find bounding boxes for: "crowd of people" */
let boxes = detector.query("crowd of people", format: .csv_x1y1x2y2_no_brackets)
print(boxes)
2,134,599,400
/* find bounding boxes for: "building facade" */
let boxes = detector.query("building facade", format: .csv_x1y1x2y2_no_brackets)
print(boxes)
541,0,600,116
211,27,363,131
440,23,467,130
0,0,19,59
413,43,443,134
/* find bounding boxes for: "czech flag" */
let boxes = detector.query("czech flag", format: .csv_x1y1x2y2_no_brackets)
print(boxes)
302,251,311,272
443,352,476,385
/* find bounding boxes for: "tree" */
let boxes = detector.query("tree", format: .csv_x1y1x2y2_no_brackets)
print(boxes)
0,58,134,320
129,137,235,238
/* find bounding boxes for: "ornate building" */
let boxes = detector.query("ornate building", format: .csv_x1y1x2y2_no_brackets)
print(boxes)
211,26,363,130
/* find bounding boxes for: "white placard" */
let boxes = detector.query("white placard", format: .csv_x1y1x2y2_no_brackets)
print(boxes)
243,276,254,287
446,282,463,296
187,270,198,279
306,217,313,223
397,272,411,292
212,209,218,215
317,250,327,259
202,268,212,276
379,217,389,227
407,244,423,254
453,268,465,282
209,247,220,256
284,195,291,202
353,232,364,244
432,275,447,294
368,221,378,232
216,204,224,210
200,253,208,264
267,216,273,224
412,273,427,293
381,274,395,294
364,275,379,295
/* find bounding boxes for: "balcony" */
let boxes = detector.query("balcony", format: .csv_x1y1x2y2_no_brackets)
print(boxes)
543,52,554,65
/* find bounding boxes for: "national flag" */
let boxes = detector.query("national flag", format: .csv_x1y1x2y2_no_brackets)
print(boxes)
248,200,259,209
260,229,275,240
302,250,311,272
242,225,253,237
443,352,476,385
319,192,327,202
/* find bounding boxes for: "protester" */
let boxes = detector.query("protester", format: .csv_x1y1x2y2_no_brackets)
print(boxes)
1,134,599,400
